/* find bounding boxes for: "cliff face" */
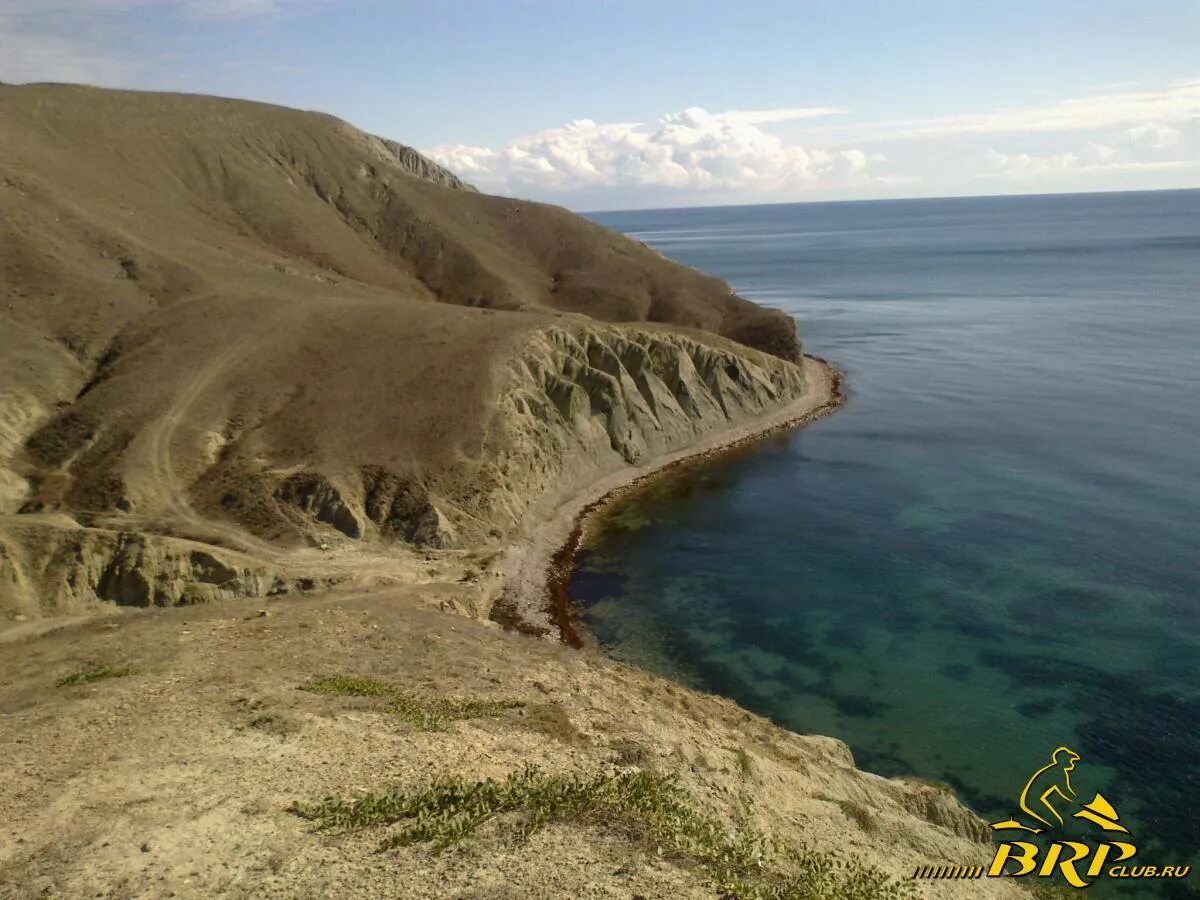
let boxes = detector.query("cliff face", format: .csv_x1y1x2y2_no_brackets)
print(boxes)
366,133,477,191
472,325,808,537
0,321,811,616
0,523,277,619
257,322,811,550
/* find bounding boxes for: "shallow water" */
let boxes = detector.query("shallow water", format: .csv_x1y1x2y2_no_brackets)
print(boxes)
577,191,1200,891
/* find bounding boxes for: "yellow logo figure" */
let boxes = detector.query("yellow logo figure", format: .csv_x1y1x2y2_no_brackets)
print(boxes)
994,745,1081,833
918,745,1190,889
990,746,1129,836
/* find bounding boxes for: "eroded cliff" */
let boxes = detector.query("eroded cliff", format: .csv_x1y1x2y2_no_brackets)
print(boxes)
471,325,809,538
0,321,814,618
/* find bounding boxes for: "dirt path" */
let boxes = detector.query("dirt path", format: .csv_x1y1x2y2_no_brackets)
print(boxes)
137,315,290,559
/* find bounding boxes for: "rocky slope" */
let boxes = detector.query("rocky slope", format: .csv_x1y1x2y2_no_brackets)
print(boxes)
482,325,808,530
367,133,478,191
0,320,812,618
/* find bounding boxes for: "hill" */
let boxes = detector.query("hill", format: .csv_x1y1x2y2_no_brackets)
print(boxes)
0,85,1015,899
0,83,807,618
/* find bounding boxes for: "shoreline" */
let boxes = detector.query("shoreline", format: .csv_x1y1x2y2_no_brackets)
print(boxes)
495,354,846,646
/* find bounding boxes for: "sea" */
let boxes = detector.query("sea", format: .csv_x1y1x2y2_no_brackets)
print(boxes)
578,189,1200,893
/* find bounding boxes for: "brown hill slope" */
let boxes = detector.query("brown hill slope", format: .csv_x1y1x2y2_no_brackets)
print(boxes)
0,83,807,618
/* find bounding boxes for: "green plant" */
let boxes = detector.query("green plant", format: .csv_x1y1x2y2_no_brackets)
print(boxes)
292,766,914,900
301,675,396,698
56,664,136,687
299,675,523,731
733,746,755,779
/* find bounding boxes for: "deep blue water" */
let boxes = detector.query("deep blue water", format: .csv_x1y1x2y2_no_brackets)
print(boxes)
578,191,1200,890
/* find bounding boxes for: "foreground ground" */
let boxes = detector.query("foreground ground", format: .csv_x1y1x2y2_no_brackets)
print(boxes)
0,588,1024,899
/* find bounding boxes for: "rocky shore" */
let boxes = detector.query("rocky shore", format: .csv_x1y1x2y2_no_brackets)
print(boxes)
496,356,844,647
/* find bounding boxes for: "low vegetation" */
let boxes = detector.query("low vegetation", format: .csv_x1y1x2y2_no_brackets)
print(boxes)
300,674,523,731
55,664,136,687
292,765,915,900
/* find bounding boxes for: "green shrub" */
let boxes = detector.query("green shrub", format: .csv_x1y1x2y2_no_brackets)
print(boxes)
56,665,136,687
292,766,914,900
300,674,523,731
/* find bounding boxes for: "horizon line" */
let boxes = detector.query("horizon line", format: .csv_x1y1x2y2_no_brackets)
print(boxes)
577,184,1200,216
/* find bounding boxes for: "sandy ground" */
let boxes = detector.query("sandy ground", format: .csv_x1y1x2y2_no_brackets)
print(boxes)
0,586,1020,900
0,590,718,900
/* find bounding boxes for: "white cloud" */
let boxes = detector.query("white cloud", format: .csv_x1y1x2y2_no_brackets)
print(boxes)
426,79,1200,203
1089,159,1200,172
982,147,1200,181
827,80,1200,142
1126,121,1181,150
0,2,135,84
716,106,847,125
181,0,329,21
0,28,136,86
978,100,1200,186
0,0,322,18
985,150,1081,177
0,0,326,85
427,106,879,197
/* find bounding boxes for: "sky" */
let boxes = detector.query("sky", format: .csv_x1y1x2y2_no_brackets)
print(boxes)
2,0,1199,210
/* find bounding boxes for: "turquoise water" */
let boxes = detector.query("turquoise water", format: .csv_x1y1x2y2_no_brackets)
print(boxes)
578,191,1200,892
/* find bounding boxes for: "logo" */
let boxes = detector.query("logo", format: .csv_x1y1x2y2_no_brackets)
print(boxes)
913,745,1192,890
